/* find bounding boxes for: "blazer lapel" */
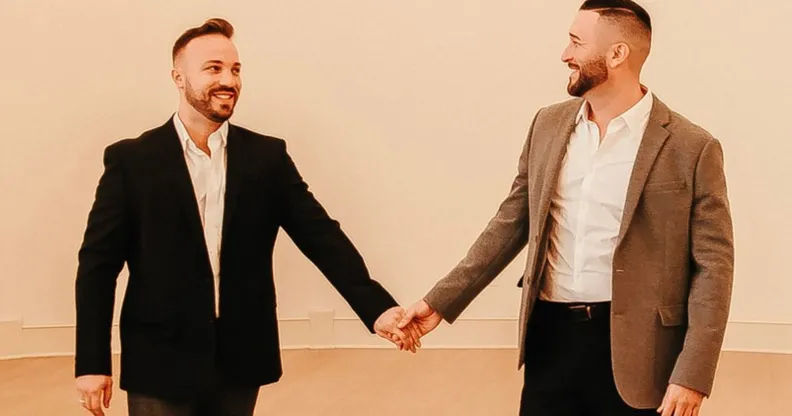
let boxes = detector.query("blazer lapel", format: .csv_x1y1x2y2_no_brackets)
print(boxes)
616,95,671,246
221,124,247,241
157,120,249,268
534,101,581,238
157,119,208,248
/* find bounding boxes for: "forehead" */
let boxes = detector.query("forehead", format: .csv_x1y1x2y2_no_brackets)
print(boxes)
181,34,239,64
569,10,604,40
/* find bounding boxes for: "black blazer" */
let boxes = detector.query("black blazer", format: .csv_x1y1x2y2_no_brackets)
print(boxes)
74,118,398,399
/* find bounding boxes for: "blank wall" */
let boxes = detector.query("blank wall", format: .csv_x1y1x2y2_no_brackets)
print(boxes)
1,0,790,356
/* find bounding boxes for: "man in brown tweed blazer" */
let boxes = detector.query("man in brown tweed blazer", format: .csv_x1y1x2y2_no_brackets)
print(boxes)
397,1,734,415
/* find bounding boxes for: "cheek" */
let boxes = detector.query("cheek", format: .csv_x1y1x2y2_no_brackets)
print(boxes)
575,52,594,65
191,73,218,88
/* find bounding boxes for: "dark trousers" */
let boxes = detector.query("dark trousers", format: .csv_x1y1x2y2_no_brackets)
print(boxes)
127,372,259,416
519,300,657,416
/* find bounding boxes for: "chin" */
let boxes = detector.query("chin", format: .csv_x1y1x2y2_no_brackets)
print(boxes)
212,106,234,118
206,111,232,123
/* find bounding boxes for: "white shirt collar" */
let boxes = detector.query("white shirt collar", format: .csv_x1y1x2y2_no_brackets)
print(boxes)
172,112,229,151
575,87,654,134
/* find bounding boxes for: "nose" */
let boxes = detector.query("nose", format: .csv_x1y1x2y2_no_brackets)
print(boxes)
219,68,237,88
561,46,573,63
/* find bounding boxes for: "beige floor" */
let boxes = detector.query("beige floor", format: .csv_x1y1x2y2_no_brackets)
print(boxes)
0,349,788,415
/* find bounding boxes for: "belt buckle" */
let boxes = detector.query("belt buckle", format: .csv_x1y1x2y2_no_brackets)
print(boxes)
569,304,593,321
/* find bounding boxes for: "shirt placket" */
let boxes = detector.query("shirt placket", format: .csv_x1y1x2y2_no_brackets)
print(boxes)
206,147,222,317
572,121,599,288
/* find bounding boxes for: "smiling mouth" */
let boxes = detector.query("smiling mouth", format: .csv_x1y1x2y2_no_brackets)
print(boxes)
212,92,235,100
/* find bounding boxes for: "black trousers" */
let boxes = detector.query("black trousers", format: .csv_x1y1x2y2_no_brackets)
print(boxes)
519,300,657,416
127,371,259,416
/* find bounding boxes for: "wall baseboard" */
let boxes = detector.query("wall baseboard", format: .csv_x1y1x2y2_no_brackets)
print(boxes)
2,316,791,360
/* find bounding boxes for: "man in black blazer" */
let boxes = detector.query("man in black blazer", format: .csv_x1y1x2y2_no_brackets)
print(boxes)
74,18,416,416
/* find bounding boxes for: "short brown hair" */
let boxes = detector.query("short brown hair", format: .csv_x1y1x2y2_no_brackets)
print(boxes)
172,18,234,63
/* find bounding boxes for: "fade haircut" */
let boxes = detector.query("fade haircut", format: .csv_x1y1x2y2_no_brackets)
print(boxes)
580,0,652,42
172,18,235,63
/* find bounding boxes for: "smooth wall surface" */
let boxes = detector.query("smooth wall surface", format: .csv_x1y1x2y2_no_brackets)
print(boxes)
1,0,791,355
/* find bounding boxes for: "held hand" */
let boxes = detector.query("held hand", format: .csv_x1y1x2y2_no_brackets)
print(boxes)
657,384,705,416
397,299,443,341
76,374,113,415
374,306,419,352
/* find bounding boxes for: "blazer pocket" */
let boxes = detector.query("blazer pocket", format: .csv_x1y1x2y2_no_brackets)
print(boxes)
657,304,687,327
644,180,686,193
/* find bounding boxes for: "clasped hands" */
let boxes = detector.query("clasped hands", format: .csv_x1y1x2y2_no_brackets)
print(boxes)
373,300,441,352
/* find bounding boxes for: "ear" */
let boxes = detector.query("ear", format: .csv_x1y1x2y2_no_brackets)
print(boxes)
171,68,184,89
607,42,631,68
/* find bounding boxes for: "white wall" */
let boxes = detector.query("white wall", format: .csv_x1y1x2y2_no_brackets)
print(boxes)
1,0,791,357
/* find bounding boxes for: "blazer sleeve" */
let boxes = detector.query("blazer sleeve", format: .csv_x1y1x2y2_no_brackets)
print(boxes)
422,109,541,323
669,138,735,396
74,143,128,377
276,141,398,333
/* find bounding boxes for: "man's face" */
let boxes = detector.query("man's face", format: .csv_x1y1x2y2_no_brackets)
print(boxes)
175,34,242,123
561,11,609,97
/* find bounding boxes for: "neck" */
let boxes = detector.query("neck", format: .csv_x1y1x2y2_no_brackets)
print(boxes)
584,78,645,125
177,103,222,147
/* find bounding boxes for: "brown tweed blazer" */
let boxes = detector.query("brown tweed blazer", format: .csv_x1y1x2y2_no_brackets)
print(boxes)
423,94,734,409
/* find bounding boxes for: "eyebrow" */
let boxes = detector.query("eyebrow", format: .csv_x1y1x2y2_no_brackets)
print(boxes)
203,60,241,67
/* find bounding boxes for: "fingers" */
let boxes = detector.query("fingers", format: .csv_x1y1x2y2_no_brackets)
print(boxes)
409,324,422,348
377,328,403,350
103,381,112,408
397,308,415,329
657,388,669,415
380,304,429,352
378,322,414,352
678,402,698,416
662,399,692,416
659,397,673,416
657,385,704,416
398,320,420,351
383,323,422,353
393,327,416,353
390,334,404,350
402,322,422,348
85,392,104,415
397,328,414,352
665,396,699,416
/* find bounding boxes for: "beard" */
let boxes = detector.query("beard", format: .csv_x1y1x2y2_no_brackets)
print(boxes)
184,78,239,123
567,55,609,97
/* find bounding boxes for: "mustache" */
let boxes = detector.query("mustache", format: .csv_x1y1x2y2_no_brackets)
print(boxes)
209,86,238,95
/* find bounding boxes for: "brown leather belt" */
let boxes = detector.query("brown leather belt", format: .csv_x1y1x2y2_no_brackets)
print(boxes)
534,299,611,322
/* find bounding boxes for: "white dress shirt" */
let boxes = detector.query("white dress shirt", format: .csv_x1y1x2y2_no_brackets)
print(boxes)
173,114,228,316
540,90,654,302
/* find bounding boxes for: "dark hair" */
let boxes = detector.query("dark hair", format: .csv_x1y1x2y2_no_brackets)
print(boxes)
172,18,235,62
580,0,652,34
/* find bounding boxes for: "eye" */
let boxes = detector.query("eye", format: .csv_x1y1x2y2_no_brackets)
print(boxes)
207,65,221,72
